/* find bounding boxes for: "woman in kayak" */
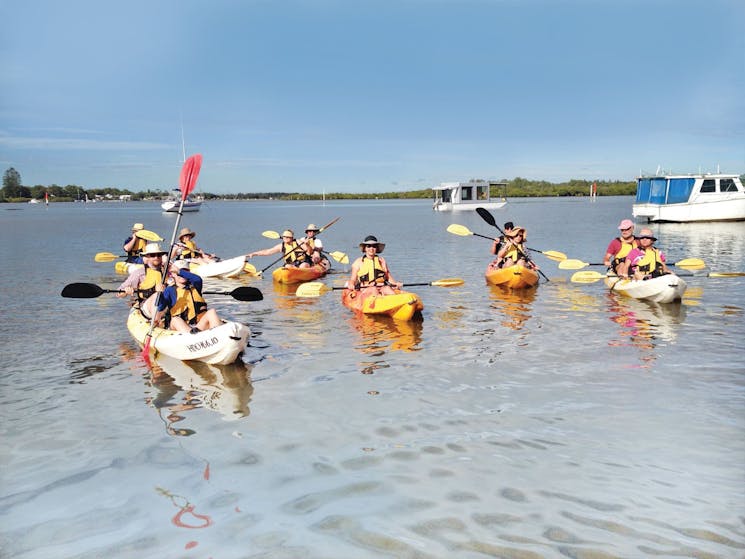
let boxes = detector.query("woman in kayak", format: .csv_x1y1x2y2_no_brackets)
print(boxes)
247,229,311,268
346,235,403,295
603,219,638,274
116,242,168,318
153,260,223,333
495,227,539,270
122,222,148,263
617,228,670,280
171,227,217,265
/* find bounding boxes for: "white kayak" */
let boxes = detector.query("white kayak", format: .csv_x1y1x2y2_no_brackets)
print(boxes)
126,308,250,365
604,273,687,304
189,255,246,279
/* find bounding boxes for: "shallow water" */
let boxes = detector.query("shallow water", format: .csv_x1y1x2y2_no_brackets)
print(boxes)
1,197,744,558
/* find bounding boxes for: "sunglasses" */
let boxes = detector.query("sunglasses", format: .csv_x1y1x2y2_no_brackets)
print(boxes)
638,236,655,240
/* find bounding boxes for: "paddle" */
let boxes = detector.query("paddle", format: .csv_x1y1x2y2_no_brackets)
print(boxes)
475,207,551,282
260,230,349,264
61,282,264,301
559,257,706,271
446,224,566,262
251,217,341,276
95,230,164,261
570,270,744,283
143,154,202,364
296,278,464,298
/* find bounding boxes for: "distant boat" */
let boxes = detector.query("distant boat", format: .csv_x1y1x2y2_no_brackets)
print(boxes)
632,172,745,223
28,199,39,204
433,179,507,212
161,189,202,212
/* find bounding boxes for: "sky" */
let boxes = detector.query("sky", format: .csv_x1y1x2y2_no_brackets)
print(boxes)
1,0,744,194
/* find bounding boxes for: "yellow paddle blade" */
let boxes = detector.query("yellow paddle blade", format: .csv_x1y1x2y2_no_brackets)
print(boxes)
94,252,118,262
570,271,605,283
295,282,332,297
430,278,464,287
559,259,590,270
446,224,473,236
243,261,257,274
329,251,349,264
709,272,745,277
674,257,705,270
541,250,567,262
262,230,280,239
135,229,163,242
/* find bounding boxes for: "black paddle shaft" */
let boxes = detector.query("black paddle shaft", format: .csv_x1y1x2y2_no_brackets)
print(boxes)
61,282,262,301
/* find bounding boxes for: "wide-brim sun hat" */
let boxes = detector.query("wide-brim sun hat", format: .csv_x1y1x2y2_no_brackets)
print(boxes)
172,259,191,270
359,235,385,253
506,226,526,238
305,223,319,232
141,242,166,256
282,229,294,238
178,227,195,239
617,219,635,230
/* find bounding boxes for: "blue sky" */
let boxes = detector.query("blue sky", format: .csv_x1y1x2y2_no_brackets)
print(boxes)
2,0,743,194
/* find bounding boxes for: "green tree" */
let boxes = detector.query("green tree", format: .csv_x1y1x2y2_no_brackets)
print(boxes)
2,167,23,198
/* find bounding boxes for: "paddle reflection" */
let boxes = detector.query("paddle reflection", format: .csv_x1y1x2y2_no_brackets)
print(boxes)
487,285,536,331
347,314,423,374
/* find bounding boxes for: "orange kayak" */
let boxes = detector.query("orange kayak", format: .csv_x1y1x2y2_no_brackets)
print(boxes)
341,287,423,321
272,259,330,284
485,263,539,289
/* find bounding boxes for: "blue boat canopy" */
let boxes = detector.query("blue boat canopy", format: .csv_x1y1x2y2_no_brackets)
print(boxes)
635,177,695,205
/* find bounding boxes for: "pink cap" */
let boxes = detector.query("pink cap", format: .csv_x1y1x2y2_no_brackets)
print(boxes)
617,219,634,230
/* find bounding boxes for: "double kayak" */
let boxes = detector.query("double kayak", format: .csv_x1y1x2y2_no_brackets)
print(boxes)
272,259,330,284
485,263,540,289
604,273,687,304
341,287,423,321
126,308,250,365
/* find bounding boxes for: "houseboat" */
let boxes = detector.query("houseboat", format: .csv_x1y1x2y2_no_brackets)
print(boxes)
632,172,745,223
432,179,507,212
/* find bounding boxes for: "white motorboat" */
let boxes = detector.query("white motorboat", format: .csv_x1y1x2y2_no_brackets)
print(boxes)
632,172,745,223
432,179,507,212
161,189,202,212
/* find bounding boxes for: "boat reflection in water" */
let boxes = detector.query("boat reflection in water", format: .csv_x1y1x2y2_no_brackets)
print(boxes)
487,285,537,331
606,293,687,366
347,314,423,374
145,355,254,435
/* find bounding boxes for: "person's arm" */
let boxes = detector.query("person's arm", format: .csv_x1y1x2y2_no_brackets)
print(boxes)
123,235,136,252
179,270,204,292
603,239,619,267
117,268,146,295
490,238,500,255
380,257,402,288
246,243,282,258
347,258,361,288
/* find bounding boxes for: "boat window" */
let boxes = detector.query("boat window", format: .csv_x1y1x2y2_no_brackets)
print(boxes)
461,186,473,201
700,179,716,193
667,178,695,204
477,186,488,200
441,190,451,203
636,178,652,202
720,178,738,192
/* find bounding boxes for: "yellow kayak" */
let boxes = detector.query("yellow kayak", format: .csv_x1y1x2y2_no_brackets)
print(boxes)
485,263,539,289
341,287,423,321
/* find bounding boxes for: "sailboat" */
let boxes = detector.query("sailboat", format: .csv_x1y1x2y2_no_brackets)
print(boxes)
163,120,202,213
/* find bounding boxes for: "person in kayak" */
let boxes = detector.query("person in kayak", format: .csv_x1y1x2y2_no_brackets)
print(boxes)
171,227,217,264
490,221,514,258
116,242,168,318
246,229,311,268
346,235,403,295
617,228,670,280
495,227,539,270
603,219,638,273
298,223,327,265
153,260,223,333
123,222,148,263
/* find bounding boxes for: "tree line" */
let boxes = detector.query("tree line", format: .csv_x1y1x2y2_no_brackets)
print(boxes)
2,166,641,202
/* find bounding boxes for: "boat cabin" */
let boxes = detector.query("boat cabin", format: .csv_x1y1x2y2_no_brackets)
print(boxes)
432,179,507,212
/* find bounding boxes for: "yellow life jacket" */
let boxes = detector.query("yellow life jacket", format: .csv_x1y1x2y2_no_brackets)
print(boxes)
169,285,207,325
283,241,306,265
138,266,164,301
180,239,198,259
357,256,388,286
613,236,638,266
503,242,526,263
127,236,147,259
633,247,664,276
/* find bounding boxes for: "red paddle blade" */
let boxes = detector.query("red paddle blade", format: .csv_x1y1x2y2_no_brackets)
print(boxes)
179,154,203,200
142,335,153,365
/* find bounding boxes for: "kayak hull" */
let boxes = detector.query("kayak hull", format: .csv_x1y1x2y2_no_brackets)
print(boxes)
604,273,687,304
190,255,247,279
272,259,330,284
341,288,423,321
126,308,250,365
485,264,540,289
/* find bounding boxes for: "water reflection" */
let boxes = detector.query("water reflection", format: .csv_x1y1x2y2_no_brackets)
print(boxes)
647,221,745,270
347,314,423,374
487,285,536,331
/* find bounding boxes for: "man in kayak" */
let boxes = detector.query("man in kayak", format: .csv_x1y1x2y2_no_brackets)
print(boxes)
603,219,638,273
246,229,311,268
617,228,670,280
116,242,168,318
153,260,223,333
495,227,539,270
171,227,217,265
123,222,147,263
346,235,403,295
298,223,327,265
489,221,514,267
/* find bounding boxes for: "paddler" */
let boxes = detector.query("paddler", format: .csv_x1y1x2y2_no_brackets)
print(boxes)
489,221,514,268
246,229,311,268
122,222,148,263
153,260,223,333
346,235,402,295
603,219,638,274
171,227,217,265
617,228,670,280
299,223,327,265
116,242,167,319
495,226,539,270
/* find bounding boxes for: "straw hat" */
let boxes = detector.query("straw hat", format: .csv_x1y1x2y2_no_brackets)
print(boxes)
132,223,144,231
141,242,166,256
282,229,294,238
305,223,319,232
359,235,385,253
178,227,195,239
506,226,526,238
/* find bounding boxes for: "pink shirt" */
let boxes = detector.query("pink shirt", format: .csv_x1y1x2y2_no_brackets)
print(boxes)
626,248,666,267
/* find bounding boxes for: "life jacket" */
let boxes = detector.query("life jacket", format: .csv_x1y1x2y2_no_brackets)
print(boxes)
283,241,307,265
169,285,208,325
502,242,526,263
633,247,665,277
127,236,147,260
357,255,388,287
179,239,198,259
137,266,164,301
612,237,638,269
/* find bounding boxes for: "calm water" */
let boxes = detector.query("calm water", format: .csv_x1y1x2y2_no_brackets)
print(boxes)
1,197,744,558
